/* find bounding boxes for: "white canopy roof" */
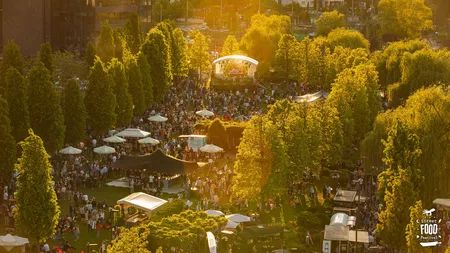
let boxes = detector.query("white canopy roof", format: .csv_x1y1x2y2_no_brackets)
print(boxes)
138,137,160,145
226,214,251,223
148,115,168,122
103,135,126,143
205,210,225,216
117,192,168,213
212,55,259,65
116,128,151,138
59,146,82,155
0,234,29,252
196,109,215,117
93,145,116,155
200,144,224,153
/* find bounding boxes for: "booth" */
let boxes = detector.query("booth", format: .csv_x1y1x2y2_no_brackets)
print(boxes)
333,190,357,208
211,55,258,87
117,192,167,226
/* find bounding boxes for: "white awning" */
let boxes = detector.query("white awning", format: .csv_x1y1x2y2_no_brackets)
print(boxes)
117,192,167,213
116,128,151,138
433,198,450,209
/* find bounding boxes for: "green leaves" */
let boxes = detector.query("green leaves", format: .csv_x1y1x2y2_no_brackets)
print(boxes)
85,58,117,134
315,11,346,36
14,130,60,243
221,35,240,57
63,79,86,145
127,57,146,116
108,58,133,126
171,28,189,77
6,67,29,142
108,226,151,253
1,41,25,95
97,23,116,63
28,62,65,153
275,34,300,79
188,30,211,84
85,41,96,68
0,96,16,184
39,42,55,76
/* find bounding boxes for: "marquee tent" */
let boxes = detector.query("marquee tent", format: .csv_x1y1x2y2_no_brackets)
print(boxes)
116,128,151,138
117,192,167,214
112,149,198,174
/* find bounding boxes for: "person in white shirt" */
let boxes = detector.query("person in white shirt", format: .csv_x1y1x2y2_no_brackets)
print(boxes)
42,243,50,252
149,175,154,188
92,139,97,147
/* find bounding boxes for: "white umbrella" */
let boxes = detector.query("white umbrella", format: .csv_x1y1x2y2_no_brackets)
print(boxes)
103,135,126,143
138,137,160,145
225,220,239,229
200,144,224,153
148,115,168,122
196,109,214,117
205,210,225,216
94,145,116,155
59,146,82,155
225,214,251,223
116,128,150,138
0,234,29,252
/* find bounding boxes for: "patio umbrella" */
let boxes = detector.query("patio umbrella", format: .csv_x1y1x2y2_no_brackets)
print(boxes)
205,210,225,216
200,144,224,153
103,135,126,143
196,109,214,117
148,115,168,122
225,214,251,223
116,128,150,138
94,145,116,155
138,137,160,145
0,234,29,252
59,146,82,155
225,220,239,229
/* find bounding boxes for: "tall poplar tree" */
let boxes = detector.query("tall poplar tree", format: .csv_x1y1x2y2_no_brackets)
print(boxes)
28,62,65,153
141,29,172,101
0,96,16,185
1,41,25,94
171,28,189,77
14,130,60,244
85,58,117,134
127,57,145,116
5,67,29,142
107,58,133,126
85,41,96,68
96,23,116,63
188,30,211,85
221,35,240,56
137,52,153,107
39,42,55,76
63,79,86,145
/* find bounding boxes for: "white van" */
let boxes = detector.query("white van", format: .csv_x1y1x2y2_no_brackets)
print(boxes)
179,135,207,152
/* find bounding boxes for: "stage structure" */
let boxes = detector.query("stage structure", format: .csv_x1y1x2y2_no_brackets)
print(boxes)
211,55,258,87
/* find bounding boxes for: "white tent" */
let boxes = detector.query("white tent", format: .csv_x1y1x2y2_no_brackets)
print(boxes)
138,137,160,145
196,109,214,117
200,144,224,153
0,234,29,252
116,128,151,138
118,192,167,214
205,210,225,216
59,146,82,155
225,214,251,223
148,115,168,122
94,145,116,155
103,135,126,143
225,220,239,229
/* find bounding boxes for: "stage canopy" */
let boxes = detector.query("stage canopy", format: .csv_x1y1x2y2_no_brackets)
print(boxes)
118,192,167,213
211,55,258,86
112,149,198,174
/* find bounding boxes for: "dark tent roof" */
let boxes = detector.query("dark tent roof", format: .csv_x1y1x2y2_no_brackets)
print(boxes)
112,149,198,174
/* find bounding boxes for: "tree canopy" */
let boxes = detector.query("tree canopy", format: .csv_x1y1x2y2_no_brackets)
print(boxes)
326,28,370,51
1,41,25,95
171,28,189,77
221,35,240,56
188,30,211,84
108,226,150,253
39,42,55,76
0,96,16,185
107,58,133,126
85,41,96,68
63,79,86,145
275,34,300,80
97,23,116,63
14,130,60,243
5,67,29,142
127,57,146,115
315,11,346,36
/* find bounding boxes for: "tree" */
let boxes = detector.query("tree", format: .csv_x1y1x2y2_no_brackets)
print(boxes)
0,96,16,185
137,52,154,107
275,34,300,80
327,28,370,51
63,79,86,145
232,116,290,201
208,118,227,147
14,129,60,244
1,41,25,94
171,28,189,77
297,37,328,91
240,14,291,62
55,51,89,82
85,58,117,134
96,22,116,63
406,200,432,253
315,10,346,36
221,35,240,56
141,29,173,101
85,41,96,68
155,22,175,77
378,0,433,41
107,58,133,126
188,30,211,85
127,57,146,116
146,210,227,252
28,62,65,153
5,67,29,142
123,12,142,54
108,226,150,253
39,42,55,76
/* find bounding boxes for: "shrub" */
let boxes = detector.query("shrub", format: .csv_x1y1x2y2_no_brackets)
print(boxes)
296,211,324,229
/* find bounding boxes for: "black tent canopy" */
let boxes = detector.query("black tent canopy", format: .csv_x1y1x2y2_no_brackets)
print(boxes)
112,149,198,174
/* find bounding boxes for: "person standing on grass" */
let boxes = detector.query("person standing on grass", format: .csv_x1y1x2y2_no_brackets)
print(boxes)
74,223,80,241
96,221,101,238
